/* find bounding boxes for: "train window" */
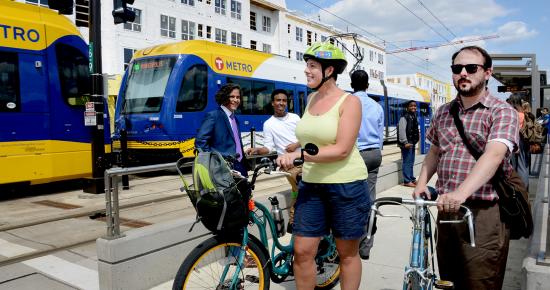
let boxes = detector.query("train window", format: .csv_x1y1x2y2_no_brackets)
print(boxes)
0,52,20,112
419,102,430,117
176,65,207,112
227,77,252,113
227,78,274,115
56,44,91,106
286,89,294,112
252,81,274,115
122,57,177,114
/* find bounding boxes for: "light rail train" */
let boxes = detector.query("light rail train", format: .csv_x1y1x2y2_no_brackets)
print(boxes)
114,40,431,164
0,1,110,186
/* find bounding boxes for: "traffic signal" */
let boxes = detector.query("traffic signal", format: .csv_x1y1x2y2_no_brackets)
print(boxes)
48,0,74,15
75,0,90,28
112,0,136,24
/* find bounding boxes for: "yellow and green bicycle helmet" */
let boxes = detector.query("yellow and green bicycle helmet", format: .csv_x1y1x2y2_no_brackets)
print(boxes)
303,42,347,89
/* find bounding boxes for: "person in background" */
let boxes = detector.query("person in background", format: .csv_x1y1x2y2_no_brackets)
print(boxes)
506,95,529,187
398,100,419,187
414,46,519,289
246,89,301,232
195,83,248,176
277,42,370,290
350,69,384,260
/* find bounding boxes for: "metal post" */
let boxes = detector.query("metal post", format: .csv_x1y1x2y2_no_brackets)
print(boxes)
104,170,113,238
545,143,550,260
121,129,129,190
84,0,106,193
250,127,255,148
112,175,122,237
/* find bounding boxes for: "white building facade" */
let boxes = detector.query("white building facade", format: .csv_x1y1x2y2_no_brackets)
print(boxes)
22,0,386,85
386,73,454,110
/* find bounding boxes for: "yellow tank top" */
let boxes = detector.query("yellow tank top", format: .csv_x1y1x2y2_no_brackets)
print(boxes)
296,92,367,183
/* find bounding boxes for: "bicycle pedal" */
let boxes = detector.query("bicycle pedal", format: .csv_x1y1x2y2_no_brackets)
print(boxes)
434,279,454,289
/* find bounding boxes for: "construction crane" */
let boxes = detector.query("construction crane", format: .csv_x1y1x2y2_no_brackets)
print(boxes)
387,35,499,54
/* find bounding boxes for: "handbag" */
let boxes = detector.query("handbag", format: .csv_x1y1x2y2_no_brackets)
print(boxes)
450,102,533,240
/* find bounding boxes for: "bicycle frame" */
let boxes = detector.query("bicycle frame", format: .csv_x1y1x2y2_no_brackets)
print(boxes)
367,197,475,290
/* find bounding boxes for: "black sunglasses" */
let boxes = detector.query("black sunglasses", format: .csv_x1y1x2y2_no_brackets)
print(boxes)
450,64,486,74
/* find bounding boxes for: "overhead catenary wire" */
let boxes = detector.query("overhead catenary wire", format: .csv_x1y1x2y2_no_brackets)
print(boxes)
300,0,449,79
416,0,457,38
393,0,451,42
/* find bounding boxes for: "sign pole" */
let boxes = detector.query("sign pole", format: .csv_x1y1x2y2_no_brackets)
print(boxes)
84,0,106,193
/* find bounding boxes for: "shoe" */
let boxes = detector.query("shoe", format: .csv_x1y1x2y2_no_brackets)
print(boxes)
412,180,418,185
402,182,416,188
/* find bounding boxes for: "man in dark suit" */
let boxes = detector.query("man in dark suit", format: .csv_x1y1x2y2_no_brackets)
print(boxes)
195,83,248,176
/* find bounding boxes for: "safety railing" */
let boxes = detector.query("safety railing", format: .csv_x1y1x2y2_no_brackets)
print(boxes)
543,139,550,264
103,162,190,239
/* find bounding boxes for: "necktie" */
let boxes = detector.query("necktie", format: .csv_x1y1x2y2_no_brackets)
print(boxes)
230,114,243,161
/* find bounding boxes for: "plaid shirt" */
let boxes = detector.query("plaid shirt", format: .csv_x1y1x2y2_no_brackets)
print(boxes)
427,91,519,201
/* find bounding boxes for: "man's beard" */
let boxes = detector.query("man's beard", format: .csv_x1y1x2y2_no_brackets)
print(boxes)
455,78,485,97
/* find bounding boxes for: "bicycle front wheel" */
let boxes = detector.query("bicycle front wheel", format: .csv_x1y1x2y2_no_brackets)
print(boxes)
314,236,340,289
173,235,270,290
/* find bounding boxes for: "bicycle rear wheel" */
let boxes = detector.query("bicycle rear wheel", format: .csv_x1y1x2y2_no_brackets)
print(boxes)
405,273,422,290
173,235,270,290
314,236,340,289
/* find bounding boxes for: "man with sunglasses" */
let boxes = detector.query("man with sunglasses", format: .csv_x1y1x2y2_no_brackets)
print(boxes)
413,46,519,289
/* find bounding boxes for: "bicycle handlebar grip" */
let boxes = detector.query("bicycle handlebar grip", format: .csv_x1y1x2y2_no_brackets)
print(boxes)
293,159,304,166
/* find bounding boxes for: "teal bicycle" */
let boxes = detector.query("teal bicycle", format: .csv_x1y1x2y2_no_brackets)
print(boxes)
173,145,340,290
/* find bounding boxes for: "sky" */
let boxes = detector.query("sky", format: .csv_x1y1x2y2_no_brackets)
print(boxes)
286,0,549,90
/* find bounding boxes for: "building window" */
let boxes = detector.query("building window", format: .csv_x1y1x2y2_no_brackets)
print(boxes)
230,0,241,20
378,53,384,64
369,50,374,62
181,20,196,40
123,8,142,32
262,16,271,32
123,48,137,70
231,32,242,47
306,30,312,46
198,24,203,38
287,24,291,33
288,50,291,58
215,28,227,44
206,25,212,39
315,33,317,42
161,15,176,38
181,0,195,5
295,51,303,61
262,43,271,53
250,12,256,30
321,35,327,42
215,0,226,15
25,0,48,7
295,27,303,42
250,40,257,50
206,0,211,4
0,52,20,112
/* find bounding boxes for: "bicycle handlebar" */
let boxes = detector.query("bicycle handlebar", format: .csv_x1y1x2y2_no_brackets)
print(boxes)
367,197,476,247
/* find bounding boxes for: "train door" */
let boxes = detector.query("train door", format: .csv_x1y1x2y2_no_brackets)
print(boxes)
48,43,91,143
276,83,296,115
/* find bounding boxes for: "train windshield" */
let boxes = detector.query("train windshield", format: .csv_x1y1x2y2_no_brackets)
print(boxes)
123,57,177,114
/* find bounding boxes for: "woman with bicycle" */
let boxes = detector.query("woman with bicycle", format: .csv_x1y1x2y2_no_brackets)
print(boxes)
277,42,371,290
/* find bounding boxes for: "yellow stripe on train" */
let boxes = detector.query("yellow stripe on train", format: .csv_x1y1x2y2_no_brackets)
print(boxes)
0,140,111,185
0,1,81,51
133,40,272,78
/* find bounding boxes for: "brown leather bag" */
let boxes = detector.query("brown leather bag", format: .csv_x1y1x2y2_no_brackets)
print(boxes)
450,102,533,240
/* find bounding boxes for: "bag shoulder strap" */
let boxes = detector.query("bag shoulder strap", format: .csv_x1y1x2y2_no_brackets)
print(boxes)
450,101,482,160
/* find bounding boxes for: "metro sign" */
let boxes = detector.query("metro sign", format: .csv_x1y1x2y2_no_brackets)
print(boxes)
215,57,224,70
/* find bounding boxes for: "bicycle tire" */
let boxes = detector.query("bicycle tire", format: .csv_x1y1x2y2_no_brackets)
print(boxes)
314,237,340,289
173,235,270,290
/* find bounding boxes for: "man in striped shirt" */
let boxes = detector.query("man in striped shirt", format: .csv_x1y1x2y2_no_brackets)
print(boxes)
413,46,519,290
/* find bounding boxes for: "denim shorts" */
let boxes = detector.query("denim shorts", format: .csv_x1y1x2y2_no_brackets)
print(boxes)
293,179,371,240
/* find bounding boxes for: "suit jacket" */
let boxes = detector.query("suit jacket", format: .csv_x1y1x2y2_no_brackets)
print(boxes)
195,107,245,159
